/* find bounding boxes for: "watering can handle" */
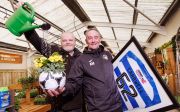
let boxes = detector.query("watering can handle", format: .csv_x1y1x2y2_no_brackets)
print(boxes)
22,2,35,19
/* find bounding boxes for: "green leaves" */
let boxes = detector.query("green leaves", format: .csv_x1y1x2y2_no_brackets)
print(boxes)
18,76,38,90
34,52,65,74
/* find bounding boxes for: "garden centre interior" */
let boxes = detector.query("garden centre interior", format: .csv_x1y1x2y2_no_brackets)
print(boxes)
0,0,180,112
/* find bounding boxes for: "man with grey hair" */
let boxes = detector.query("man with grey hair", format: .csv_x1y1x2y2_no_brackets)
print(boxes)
24,30,84,112
57,28,122,112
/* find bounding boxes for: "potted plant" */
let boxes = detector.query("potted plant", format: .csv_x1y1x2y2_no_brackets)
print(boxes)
30,88,38,98
18,75,37,90
14,96,21,111
34,52,66,90
34,94,47,105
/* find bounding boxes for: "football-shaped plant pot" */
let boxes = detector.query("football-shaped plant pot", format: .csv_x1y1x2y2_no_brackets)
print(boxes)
39,72,66,90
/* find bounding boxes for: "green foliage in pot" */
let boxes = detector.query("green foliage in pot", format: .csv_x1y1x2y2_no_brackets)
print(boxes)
34,94,47,105
28,67,40,80
16,90,25,98
14,90,26,111
18,75,37,90
30,88,38,98
14,96,21,111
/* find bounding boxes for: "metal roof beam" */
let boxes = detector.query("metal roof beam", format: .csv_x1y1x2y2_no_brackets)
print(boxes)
67,23,84,32
83,21,167,35
68,21,167,35
9,0,16,11
35,13,64,32
132,0,138,25
102,38,149,46
62,0,90,22
0,22,6,29
131,0,138,37
122,0,159,26
0,41,28,52
102,0,119,48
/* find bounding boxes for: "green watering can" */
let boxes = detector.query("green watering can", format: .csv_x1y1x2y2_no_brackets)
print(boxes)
5,2,41,36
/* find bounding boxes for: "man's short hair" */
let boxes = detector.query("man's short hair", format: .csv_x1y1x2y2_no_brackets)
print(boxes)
84,28,102,38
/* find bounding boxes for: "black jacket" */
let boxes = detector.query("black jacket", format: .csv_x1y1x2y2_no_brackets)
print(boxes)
65,45,122,112
24,30,83,111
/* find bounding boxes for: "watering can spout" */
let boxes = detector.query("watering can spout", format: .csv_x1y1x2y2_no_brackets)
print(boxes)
20,23,41,33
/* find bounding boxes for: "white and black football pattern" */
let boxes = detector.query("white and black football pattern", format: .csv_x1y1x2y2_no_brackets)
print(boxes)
39,72,66,90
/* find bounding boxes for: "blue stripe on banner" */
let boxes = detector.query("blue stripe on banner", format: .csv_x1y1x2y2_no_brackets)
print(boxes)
120,92,128,112
114,67,128,111
121,51,161,108
114,67,139,111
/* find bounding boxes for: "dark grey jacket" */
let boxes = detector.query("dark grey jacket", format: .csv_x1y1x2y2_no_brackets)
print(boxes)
65,45,122,112
24,30,83,111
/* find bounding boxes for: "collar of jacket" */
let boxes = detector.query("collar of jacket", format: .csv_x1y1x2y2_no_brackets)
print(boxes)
83,45,104,55
59,48,81,58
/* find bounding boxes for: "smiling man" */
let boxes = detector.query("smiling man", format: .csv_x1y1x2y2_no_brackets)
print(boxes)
24,30,84,112
59,28,123,112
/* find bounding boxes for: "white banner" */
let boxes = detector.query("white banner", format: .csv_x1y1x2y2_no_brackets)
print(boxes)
113,37,179,112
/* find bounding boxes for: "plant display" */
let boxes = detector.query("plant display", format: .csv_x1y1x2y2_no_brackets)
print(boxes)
34,52,65,73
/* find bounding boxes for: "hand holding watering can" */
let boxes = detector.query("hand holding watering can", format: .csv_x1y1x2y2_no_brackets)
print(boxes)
5,2,50,37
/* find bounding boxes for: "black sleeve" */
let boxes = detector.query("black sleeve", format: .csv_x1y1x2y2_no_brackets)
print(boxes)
24,30,61,57
64,58,83,96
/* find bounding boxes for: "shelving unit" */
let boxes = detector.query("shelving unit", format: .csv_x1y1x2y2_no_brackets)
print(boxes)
7,83,51,112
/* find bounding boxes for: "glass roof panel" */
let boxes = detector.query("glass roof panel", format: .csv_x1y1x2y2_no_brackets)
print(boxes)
105,0,134,24
114,28,132,40
0,0,176,54
78,0,109,22
136,0,173,25
133,29,152,42
106,41,119,48
18,0,82,32
96,27,115,39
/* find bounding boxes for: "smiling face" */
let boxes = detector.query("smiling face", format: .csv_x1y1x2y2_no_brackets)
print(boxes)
60,32,76,52
85,29,101,50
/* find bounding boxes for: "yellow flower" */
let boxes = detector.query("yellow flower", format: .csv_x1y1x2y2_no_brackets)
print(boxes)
48,55,63,62
35,62,43,68
40,57,47,63
34,59,43,68
34,52,65,73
